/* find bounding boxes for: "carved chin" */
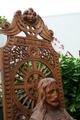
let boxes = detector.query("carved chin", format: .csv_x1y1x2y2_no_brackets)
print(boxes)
47,101,59,107
51,101,59,107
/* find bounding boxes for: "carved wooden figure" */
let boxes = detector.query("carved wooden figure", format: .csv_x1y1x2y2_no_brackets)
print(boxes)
30,78,75,120
0,8,75,120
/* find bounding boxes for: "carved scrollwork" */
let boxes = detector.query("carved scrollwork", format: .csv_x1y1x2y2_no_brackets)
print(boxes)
1,9,65,120
0,8,53,42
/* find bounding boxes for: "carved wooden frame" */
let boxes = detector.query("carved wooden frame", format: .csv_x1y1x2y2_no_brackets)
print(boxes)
0,8,65,120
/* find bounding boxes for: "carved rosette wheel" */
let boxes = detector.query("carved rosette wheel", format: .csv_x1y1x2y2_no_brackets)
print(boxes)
14,60,53,116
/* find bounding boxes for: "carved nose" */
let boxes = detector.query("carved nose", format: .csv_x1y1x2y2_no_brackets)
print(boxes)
52,94,58,101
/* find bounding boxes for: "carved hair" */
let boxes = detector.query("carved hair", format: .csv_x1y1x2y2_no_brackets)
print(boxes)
37,78,56,105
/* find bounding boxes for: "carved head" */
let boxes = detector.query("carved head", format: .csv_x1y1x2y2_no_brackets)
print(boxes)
23,8,37,24
38,78,59,107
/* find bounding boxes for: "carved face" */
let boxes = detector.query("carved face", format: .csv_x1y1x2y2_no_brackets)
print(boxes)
38,78,59,107
23,8,37,23
45,82,59,107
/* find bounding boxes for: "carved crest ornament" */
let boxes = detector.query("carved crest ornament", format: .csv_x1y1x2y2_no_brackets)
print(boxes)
0,8,74,120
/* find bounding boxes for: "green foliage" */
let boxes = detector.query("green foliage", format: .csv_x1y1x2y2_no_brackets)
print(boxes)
0,16,6,26
60,54,80,119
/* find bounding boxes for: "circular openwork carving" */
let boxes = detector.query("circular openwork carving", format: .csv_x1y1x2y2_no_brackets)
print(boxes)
15,60,53,114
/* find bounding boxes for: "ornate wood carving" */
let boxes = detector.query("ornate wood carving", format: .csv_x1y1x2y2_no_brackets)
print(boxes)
30,78,75,120
0,8,65,120
0,8,53,42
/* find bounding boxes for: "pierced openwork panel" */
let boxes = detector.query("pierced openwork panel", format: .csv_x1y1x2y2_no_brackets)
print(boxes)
2,37,64,120
0,8,65,120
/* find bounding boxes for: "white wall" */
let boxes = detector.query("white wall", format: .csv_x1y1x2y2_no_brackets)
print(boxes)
43,13,80,57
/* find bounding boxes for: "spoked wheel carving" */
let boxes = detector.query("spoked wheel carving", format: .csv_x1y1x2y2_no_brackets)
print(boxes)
14,60,53,118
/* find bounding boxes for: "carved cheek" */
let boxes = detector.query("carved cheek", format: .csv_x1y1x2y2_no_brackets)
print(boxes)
46,92,58,101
